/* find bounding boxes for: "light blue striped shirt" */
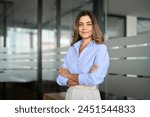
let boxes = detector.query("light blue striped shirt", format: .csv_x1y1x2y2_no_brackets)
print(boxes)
56,40,109,86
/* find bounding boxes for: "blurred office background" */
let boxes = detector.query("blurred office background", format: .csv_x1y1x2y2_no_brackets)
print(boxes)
0,0,150,99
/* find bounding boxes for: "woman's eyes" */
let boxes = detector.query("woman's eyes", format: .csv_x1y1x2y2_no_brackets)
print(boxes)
78,23,92,26
78,23,83,26
87,23,92,26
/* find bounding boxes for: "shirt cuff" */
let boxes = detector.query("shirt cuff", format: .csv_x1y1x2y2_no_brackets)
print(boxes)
56,75,68,86
78,73,90,85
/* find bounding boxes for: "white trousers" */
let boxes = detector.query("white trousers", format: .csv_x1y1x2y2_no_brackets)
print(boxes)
65,85,101,100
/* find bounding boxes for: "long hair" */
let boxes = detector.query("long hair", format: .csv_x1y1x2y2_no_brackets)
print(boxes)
71,10,104,46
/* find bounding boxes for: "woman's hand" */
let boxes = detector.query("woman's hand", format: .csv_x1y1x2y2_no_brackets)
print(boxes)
58,67,78,82
58,67,78,86
89,64,98,73
58,67,70,78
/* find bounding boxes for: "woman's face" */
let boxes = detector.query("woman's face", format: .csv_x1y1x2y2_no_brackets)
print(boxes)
78,15,93,40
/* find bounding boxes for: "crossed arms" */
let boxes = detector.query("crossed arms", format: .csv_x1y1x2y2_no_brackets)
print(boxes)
58,64,98,86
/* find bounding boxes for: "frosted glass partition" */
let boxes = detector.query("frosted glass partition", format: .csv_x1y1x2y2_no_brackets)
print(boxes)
100,32,150,99
0,46,68,82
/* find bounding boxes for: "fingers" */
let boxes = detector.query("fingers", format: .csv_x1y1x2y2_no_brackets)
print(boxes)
58,67,70,78
93,64,98,70
58,68,63,74
89,64,98,73
61,67,65,70
58,67,67,74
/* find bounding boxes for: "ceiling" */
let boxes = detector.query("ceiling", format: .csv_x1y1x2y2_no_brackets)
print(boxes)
108,0,150,19
0,0,150,29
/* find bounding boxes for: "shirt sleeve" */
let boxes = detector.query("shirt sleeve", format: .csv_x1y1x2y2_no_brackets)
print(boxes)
56,48,69,86
78,45,109,86
56,74,68,86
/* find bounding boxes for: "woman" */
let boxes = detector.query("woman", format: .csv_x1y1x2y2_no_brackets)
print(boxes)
56,10,109,100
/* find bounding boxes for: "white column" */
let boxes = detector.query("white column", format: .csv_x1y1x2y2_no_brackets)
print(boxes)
126,16,137,36
0,37,2,47
126,16,138,100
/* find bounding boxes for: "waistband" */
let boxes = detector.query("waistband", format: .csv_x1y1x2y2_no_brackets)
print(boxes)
70,85,97,90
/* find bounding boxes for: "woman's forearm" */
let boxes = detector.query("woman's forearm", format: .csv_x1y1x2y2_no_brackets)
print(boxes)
58,64,98,84
67,64,98,82
67,79,79,86
68,73,79,82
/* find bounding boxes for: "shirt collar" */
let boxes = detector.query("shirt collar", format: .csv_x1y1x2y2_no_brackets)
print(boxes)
73,39,95,50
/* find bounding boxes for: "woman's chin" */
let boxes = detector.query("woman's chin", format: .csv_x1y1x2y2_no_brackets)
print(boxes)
81,36,92,40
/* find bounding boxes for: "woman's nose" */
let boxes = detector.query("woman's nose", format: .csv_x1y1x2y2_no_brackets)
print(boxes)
82,25,87,29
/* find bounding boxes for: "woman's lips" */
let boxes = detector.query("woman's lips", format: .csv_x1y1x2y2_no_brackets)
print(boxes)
82,32,89,34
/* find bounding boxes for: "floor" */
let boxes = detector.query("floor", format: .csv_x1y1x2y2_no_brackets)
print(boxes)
0,82,68,100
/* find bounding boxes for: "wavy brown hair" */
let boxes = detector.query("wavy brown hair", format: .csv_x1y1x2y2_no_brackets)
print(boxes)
71,10,104,46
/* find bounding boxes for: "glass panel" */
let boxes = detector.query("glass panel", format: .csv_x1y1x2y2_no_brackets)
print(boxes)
0,0,38,99
7,27,37,52
107,16,125,39
137,18,150,34
6,0,38,52
43,0,56,49
0,4,3,47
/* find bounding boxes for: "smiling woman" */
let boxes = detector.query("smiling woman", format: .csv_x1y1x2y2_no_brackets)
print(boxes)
56,10,109,100
78,15,93,40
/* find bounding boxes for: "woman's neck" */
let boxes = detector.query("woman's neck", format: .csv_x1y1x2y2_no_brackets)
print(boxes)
81,38,92,47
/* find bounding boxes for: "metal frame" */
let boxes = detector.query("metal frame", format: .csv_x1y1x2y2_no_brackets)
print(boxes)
37,0,43,99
